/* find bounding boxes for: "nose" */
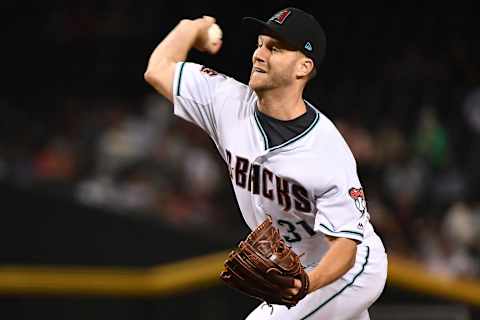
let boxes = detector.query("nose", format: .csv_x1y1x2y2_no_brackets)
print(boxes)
252,46,268,64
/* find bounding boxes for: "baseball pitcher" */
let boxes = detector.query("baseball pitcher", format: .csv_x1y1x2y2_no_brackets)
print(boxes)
144,7,388,320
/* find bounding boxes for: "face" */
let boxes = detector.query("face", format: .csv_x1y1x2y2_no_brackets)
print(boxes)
248,34,304,92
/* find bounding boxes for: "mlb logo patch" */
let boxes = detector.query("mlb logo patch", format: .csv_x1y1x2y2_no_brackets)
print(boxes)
269,9,291,24
304,42,313,51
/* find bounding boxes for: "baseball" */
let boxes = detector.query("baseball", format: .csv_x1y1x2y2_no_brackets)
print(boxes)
208,23,222,44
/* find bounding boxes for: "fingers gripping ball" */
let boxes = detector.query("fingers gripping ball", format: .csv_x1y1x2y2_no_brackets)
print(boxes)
220,216,310,308
208,23,223,45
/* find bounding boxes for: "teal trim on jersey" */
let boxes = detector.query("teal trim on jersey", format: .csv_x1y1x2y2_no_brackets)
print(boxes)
254,109,270,150
268,111,319,152
176,62,186,97
300,246,370,320
304,100,320,113
253,104,320,152
318,223,364,238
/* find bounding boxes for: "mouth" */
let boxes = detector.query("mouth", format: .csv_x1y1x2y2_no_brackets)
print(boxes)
252,66,267,74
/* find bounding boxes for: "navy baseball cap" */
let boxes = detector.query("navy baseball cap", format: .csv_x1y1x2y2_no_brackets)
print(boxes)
242,7,327,66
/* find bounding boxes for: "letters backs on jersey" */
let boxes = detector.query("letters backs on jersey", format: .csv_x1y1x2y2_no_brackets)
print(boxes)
226,149,312,213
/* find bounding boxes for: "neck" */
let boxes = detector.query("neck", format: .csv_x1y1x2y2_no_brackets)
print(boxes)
256,87,306,121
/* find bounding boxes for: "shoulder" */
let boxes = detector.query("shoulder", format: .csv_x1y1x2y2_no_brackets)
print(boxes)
308,105,356,167
199,65,257,114
176,62,256,108
180,62,249,91
309,107,349,150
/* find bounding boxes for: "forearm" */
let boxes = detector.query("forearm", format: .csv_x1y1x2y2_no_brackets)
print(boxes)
144,17,217,102
144,17,220,102
308,237,357,292
146,19,199,73
144,19,205,101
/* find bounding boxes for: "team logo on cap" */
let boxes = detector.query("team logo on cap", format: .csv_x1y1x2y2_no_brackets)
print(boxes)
349,187,367,216
269,9,291,25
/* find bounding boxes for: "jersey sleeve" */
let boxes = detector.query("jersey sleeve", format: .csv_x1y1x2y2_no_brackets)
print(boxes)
313,164,369,243
172,62,229,147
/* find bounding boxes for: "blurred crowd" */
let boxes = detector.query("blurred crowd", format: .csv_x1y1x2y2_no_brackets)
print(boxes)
2,2,480,279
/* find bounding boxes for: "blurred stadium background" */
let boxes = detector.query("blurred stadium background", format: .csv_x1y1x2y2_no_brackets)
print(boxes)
1,1,480,319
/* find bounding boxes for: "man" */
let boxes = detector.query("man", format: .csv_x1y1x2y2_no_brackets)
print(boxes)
144,7,387,320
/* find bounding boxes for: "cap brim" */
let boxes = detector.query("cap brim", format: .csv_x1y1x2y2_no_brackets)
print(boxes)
241,17,300,52
241,17,284,41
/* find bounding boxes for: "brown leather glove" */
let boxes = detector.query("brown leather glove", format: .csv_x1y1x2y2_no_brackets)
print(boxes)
220,216,310,308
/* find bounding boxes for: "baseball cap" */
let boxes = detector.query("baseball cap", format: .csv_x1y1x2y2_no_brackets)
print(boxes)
242,7,327,66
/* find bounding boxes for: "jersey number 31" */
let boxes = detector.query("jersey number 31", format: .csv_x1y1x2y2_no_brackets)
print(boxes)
277,219,316,243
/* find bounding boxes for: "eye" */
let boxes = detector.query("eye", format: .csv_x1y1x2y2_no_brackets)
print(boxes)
271,46,280,52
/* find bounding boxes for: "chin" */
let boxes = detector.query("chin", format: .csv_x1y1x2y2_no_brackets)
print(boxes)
248,78,267,92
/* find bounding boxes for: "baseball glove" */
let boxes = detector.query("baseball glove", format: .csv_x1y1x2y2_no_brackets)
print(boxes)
219,216,310,308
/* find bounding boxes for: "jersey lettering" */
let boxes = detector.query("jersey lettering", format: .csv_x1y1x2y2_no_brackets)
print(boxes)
226,150,233,179
275,176,291,211
226,149,312,213
247,164,261,194
235,156,249,188
262,168,274,200
292,184,312,212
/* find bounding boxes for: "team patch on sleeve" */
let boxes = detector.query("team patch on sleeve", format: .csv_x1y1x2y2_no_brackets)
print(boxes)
349,187,367,217
200,66,225,78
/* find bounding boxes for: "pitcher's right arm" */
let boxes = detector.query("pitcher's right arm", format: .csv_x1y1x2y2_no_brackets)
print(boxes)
144,16,222,102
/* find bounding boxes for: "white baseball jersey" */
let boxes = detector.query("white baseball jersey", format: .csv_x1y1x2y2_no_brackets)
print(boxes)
172,62,387,319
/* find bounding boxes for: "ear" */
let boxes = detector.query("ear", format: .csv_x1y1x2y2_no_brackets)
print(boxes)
296,57,314,78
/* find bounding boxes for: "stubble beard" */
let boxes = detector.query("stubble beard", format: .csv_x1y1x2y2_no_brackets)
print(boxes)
248,69,292,93
249,76,273,93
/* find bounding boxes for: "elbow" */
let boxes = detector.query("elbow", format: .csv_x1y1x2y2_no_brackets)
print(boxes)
143,63,174,103
144,58,170,86
144,68,164,91
144,68,156,85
